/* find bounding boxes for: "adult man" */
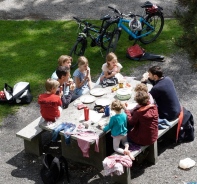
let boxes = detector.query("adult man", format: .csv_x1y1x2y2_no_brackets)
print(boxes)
56,66,76,109
141,66,181,121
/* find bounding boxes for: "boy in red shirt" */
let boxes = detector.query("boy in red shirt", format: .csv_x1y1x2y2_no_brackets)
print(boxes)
38,78,62,122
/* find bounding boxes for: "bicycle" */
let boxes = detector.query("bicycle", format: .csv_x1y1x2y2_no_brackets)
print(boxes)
69,15,116,68
106,1,164,53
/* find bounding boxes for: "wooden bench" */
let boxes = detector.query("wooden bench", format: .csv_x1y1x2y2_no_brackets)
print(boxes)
16,116,45,156
111,118,179,184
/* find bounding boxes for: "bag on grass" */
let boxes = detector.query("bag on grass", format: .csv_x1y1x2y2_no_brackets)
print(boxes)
40,154,70,184
0,82,33,104
126,44,145,60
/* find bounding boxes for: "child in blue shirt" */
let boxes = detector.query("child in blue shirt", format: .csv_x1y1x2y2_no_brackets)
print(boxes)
101,99,135,160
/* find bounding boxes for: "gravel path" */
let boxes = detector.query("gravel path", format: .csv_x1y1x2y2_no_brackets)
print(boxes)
1,1,197,184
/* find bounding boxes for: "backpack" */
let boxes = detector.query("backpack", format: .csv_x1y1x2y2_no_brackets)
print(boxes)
0,82,33,104
126,44,165,62
177,107,195,143
40,154,70,184
126,44,145,61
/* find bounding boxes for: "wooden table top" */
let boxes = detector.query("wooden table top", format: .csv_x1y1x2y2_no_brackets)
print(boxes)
39,77,152,141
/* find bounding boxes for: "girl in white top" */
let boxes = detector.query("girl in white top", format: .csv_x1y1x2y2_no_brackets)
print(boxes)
100,52,123,82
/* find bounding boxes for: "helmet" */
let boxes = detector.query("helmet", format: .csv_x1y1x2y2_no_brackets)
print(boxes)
129,18,142,31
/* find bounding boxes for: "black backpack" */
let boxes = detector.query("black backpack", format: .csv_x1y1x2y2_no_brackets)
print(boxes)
40,154,70,184
0,82,33,104
178,107,195,143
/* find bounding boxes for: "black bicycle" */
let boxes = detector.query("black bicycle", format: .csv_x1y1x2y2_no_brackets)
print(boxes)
70,15,117,68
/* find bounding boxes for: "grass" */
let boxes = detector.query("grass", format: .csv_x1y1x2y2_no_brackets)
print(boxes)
0,19,183,122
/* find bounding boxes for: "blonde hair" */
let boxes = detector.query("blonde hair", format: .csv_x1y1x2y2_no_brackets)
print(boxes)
58,55,72,66
134,83,148,93
134,91,149,106
106,52,118,67
77,56,88,66
45,78,59,92
111,99,123,112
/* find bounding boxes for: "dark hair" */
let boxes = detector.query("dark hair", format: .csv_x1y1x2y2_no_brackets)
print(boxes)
148,66,163,78
134,91,149,106
56,66,70,79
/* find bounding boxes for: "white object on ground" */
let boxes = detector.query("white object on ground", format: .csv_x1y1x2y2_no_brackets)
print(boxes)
179,158,196,169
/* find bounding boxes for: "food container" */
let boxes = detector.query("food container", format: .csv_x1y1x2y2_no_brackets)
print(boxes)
116,88,131,101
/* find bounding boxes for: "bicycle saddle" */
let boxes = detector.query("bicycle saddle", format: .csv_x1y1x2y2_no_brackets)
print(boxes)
100,14,111,21
141,1,153,8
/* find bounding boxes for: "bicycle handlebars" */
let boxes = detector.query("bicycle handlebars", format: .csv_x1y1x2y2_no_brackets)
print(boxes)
108,6,136,18
73,17,100,29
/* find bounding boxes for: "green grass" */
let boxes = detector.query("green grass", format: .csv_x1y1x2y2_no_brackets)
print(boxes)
0,19,183,122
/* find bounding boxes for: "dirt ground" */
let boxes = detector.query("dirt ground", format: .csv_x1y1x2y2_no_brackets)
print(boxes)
0,0,197,184
1,52,197,184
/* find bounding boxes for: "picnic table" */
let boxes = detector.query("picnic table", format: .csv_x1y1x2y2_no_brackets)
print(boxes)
39,77,147,170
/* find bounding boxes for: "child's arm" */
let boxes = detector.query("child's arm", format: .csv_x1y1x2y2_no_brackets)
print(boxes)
86,69,93,89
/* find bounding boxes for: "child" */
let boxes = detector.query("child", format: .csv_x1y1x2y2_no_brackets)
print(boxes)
73,56,92,96
56,66,76,108
38,78,62,122
100,52,123,82
125,91,159,146
101,100,135,160
134,83,170,129
134,83,154,104
51,55,72,80
51,55,73,96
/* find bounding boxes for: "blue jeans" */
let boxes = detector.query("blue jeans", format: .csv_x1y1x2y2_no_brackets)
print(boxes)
158,118,171,129
52,122,76,144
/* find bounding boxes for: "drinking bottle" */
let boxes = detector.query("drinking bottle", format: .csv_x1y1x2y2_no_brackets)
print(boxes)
104,105,110,116
84,107,89,121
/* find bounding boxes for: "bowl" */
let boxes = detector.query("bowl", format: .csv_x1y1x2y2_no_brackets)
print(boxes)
116,88,131,101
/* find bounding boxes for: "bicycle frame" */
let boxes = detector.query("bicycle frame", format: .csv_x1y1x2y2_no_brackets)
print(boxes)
117,17,155,39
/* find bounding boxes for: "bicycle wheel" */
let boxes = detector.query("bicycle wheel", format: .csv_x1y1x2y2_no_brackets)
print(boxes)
139,13,164,44
70,38,87,69
106,29,121,54
100,23,118,50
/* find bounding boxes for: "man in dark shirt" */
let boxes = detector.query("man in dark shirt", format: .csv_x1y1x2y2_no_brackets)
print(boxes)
141,66,181,121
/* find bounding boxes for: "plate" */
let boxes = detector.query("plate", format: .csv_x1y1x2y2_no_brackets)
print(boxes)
95,98,111,106
80,95,96,104
90,88,105,97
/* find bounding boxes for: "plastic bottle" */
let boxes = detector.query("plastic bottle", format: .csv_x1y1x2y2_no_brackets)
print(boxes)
84,107,89,121
104,105,110,117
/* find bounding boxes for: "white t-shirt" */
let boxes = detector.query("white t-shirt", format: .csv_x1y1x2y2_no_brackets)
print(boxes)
101,63,122,73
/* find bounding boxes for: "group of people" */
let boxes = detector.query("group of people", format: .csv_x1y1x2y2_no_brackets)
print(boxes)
37,52,181,160
101,66,181,160
38,52,122,122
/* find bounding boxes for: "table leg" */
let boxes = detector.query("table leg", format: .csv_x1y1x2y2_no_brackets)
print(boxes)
61,135,107,170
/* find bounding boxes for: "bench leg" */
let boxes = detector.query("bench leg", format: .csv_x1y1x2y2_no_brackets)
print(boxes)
146,141,158,164
111,167,131,184
23,135,42,156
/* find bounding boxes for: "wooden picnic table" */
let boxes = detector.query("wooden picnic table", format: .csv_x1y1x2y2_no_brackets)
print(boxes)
39,77,152,170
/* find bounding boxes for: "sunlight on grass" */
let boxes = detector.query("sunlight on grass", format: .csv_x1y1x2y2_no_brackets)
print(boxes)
0,19,183,122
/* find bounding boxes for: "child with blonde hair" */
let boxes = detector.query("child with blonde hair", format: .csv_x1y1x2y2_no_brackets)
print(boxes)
134,83,154,104
73,56,92,96
101,99,135,160
100,52,123,83
51,55,72,80
38,78,62,122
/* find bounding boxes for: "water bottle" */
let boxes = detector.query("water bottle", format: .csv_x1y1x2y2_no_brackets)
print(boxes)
84,107,89,121
104,105,110,117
